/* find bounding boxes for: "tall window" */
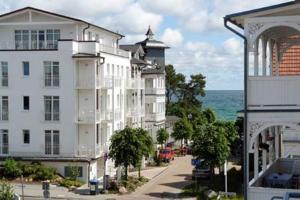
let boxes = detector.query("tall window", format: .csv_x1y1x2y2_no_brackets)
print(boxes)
0,96,8,120
0,62,8,87
23,96,30,110
44,61,59,87
46,29,60,49
23,130,30,144
23,62,30,76
45,130,59,155
0,129,8,154
15,30,29,49
44,96,59,121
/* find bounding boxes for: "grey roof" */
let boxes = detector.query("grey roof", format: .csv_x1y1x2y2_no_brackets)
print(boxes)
224,1,296,28
136,38,169,49
119,44,145,54
131,58,148,65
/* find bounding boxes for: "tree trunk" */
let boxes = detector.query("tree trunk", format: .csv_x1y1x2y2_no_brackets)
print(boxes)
124,165,128,180
138,166,141,178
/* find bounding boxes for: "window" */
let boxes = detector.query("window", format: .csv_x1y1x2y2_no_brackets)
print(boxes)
64,166,83,178
107,64,110,75
0,129,8,154
46,29,60,49
23,130,30,144
0,62,8,87
96,124,99,144
88,31,92,40
44,96,59,121
95,34,99,41
0,96,8,120
117,65,120,76
23,62,30,76
44,61,59,87
23,96,30,110
45,130,59,155
15,30,29,49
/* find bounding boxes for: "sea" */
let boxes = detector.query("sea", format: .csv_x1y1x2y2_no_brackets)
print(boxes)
200,90,244,121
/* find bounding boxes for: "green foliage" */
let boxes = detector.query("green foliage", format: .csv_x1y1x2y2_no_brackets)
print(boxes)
67,165,80,181
59,178,84,188
192,124,230,167
109,126,153,180
120,176,148,192
202,108,216,124
3,158,22,179
34,166,56,181
172,117,193,145
0,181,14,200
156,128,169,147
165,65,206,115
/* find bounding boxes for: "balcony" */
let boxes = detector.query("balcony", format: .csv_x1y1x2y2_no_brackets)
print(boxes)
145,88,165,95
101,110,113,121
77,110,100,123
145,113,165,122
248,76,300,109
249,158,300,200
126,79,145,89
76,77,101,89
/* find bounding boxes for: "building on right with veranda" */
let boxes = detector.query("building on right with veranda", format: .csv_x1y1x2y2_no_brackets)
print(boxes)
225,1,300,199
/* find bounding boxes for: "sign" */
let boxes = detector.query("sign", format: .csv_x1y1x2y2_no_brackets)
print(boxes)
191,159,201,166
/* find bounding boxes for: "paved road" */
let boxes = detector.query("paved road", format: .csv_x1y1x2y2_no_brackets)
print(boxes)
118,155,195,200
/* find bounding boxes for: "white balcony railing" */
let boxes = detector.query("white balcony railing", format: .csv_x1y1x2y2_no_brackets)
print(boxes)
126,79,145,89
77,110,100,123
145,113,165,121
76,77,101,89
145,88,165,95
248,76,300,108
101,110,113,121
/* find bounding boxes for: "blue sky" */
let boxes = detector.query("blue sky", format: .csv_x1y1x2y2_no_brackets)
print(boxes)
0,0,289,90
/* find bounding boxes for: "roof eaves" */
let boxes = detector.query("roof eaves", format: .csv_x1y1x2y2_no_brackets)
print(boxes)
224,1,295,20
0,6,124,38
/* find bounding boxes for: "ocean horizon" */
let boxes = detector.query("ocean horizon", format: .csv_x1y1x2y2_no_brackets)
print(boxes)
200,90,244,121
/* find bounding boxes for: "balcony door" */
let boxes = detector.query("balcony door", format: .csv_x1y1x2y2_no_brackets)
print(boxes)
0,130,8,155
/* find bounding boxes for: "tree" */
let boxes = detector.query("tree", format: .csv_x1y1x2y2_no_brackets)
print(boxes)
202,108,216,124
191,124,230,173
156,128,169,148
136,128,154,177
171,117,193,147
109,126,141,180
109,127,154,180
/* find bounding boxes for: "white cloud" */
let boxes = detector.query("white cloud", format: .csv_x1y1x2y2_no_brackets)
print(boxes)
161,28,183,48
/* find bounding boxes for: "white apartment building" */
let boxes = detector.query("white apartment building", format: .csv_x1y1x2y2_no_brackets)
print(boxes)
0,7,167,182
225,1,300,199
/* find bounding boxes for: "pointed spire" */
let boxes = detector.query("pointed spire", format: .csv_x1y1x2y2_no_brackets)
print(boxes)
145,25,154,39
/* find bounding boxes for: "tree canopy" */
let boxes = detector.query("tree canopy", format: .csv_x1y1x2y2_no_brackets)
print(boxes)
156,128,169,148
171,117,193,146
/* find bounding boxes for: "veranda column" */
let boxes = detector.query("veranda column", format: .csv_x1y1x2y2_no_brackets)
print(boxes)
268,127,273,164
275,126,279,159
262,130,267,171
274,41,280,76
254,136,259,179
262,37,267,76
254,39,259,76
268,40,274,76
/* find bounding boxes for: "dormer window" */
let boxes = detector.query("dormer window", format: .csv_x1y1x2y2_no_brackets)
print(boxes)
15,29,60,50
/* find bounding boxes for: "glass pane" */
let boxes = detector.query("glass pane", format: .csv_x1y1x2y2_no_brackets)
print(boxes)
15,30,22,49
23,62,30,76
44,62,52,86
52,62,59,87
44,96,52,120
45,131,52,155
46,30,54,49
53,97,59,121
2,96,8,120
39,30,45,49
1,62,8,87
2,133,8,154
53,131,59,155
22,30,29,49
31,31,37,49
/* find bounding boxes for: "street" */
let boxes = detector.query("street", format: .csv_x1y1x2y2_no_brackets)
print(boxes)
119,155,195,200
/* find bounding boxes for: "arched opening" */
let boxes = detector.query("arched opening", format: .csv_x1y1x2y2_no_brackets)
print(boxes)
248,124,300,190
249,26,300,76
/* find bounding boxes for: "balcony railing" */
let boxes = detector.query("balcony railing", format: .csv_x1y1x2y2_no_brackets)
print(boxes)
76,77,101,89
77,110,100,123
248,76,300,109
101,110,113,121
126,79,145,89
145,88,165,95
145,113,165,122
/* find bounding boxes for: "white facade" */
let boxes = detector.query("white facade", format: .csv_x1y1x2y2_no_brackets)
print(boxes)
0,7,166,182
226,1,300,199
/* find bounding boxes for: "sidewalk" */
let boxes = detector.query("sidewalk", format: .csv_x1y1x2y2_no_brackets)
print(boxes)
12,166,168,200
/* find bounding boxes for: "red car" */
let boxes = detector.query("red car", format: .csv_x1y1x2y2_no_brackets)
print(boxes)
159,148,175,163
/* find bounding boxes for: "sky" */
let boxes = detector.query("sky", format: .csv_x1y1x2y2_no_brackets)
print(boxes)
0,0,290,90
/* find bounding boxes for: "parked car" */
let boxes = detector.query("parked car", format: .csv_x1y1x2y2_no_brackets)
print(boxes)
159,148,175,163
192,161,211,180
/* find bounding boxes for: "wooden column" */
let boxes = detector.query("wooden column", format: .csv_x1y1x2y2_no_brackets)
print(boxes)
262,37,267,76
254,39,259,76
254,137,259,179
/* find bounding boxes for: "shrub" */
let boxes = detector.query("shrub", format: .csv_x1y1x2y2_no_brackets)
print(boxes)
20,162,40,177
0,181,14,200
34,166,56,181
59,178,84,188
3,158,22,179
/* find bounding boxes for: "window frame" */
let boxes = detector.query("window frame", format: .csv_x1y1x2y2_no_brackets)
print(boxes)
23,129,30,144
22,61,30,76
23,96,30,110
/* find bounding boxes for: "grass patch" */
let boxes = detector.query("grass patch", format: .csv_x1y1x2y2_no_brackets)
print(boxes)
120,176,149,192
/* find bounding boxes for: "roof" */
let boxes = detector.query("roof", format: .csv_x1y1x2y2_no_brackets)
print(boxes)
136,38,169,49
131,58,148,65
145,26,154,37
0,7,124,37
224,0,298,28
119,44,145,54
